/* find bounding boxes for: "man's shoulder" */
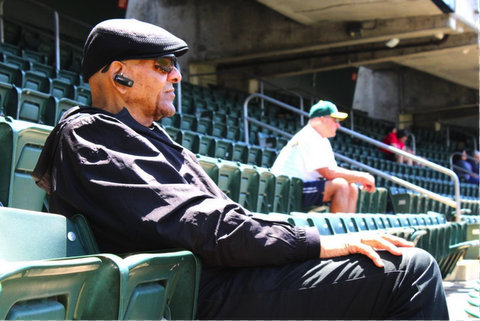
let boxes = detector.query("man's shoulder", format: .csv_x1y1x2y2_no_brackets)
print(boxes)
59,106,119,129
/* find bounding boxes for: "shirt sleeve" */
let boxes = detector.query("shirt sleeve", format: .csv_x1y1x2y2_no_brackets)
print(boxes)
49,115,321,268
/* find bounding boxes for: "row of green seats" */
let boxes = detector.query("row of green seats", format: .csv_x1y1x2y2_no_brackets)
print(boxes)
258,210,478,279
164,125,278,168
197,155,303,214
0,61,91,101
356,187,388,214
388,188,480,216
0,82,89,126
0,207,200,320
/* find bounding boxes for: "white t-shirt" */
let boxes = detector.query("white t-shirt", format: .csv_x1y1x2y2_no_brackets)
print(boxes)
271,124,337,181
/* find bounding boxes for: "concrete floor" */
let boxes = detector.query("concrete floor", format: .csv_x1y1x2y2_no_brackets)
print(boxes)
444,260,479,320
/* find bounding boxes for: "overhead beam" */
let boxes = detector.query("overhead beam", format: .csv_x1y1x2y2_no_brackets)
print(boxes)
211,14,462,65
217,32,478,79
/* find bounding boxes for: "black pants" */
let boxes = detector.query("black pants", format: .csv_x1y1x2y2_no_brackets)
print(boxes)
197,248,448,320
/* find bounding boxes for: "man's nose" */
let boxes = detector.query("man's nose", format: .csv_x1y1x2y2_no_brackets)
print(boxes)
168,66,182,83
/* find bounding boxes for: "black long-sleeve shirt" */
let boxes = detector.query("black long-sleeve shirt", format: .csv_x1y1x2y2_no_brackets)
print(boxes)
32,106,320,267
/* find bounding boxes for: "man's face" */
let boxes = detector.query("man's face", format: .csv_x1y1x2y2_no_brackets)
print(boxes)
311,116,340,138
122,58,181,123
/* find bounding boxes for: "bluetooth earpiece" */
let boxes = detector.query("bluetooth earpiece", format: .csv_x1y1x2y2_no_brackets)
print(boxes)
114,73,134,87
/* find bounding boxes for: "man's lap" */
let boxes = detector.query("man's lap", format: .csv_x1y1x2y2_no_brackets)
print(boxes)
197,247,445,319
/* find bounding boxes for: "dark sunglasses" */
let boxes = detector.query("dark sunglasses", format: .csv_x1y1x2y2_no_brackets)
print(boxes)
155,55,177,73
101,55,177,74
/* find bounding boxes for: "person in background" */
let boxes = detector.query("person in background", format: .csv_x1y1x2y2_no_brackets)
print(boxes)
469,150,479,179
271,100,375,213
453,150,479,184
32,19,448,320
381,128,416,165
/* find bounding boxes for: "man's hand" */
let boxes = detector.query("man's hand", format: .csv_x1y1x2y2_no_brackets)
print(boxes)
359,173,376,192
320,233,414,267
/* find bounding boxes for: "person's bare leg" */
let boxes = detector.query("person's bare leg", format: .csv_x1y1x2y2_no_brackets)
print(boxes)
323,178,351,213
347,183,359,213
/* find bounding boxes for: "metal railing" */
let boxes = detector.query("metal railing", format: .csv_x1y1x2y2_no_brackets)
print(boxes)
243,93,471,221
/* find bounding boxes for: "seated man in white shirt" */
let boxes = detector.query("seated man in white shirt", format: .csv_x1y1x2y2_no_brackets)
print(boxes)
271,100,375,213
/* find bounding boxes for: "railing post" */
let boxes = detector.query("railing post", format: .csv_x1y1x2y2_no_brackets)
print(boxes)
0,0,5,44
53,10,60,72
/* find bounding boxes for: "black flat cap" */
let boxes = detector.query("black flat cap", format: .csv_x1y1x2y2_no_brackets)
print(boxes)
82,18,188,81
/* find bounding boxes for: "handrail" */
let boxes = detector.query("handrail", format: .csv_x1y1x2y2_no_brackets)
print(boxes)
243,93,465,221
0,0,4,43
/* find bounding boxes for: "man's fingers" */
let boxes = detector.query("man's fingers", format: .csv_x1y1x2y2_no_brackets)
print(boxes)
380,234,415,248
348,242,385,268
362,236,402,256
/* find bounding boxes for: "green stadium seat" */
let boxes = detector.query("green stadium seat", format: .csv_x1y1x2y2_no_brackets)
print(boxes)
0,61,23,86
217,162,241,202
16,89,56,124
0,82,19,117
237,164,260,211
247,145,262,166
288,176,303,213
22,49,49,65
56,69,79,85
74,86,92,105
197,155,220,184
0,43,21,57
226,125,241,141
376,187,388,213
232,142,249,164
212,122,227,138
261,147,277,168
48,97,78,125
214,139,233,160
3,54,32,71
389,191,412,214
356,189,372,213
0,256,104,320
163,126,182,144
272,174,290,214
30,61,55,78
181,130,200,154
50,78,75,100
179,114,198,131
196,118,212,135
0,207,201,320
298,213,332,235
160,113,179,128
198,135,216,157
325,215,349,234
22,70,50,93
0,117,52,210
256,168,275,214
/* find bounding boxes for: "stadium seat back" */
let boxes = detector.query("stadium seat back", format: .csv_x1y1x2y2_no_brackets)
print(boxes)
0,117,51,210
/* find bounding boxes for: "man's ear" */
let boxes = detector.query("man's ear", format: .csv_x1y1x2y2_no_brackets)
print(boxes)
109,61,130,93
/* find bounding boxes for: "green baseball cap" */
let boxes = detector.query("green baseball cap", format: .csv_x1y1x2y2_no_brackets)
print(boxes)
309,100,348,120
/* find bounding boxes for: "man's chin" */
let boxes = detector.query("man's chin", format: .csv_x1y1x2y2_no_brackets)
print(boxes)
156,106,176,121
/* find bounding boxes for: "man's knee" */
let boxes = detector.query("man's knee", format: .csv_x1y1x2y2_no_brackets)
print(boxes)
349,183,358,197
329,178,350,195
